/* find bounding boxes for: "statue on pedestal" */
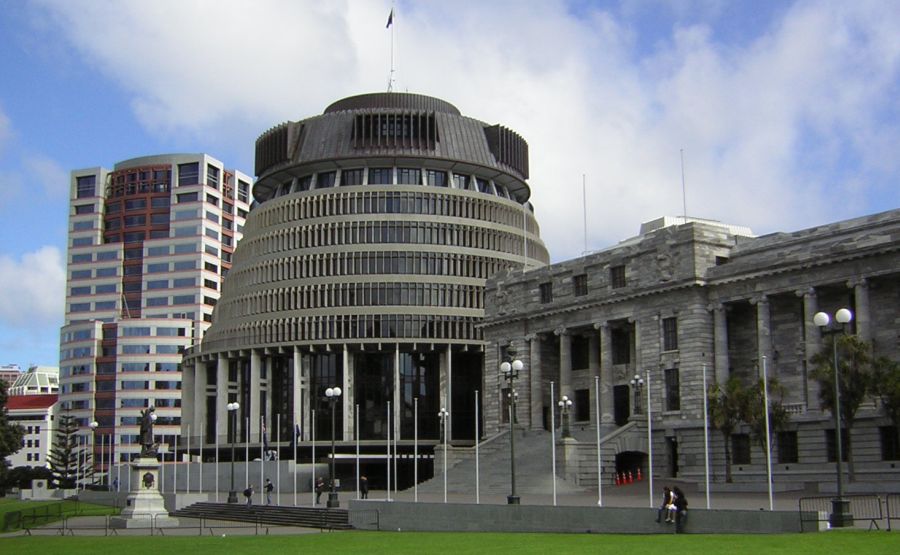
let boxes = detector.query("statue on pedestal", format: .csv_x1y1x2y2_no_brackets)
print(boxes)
139,407,158,457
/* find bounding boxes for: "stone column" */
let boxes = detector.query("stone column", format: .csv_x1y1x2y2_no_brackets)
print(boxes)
250,350,262,443
193,362,206,443
754,295,772,378
343,343,351,440
527,334,543,430
597,322,614,424
588,332,600,426
800,288,822,411
851,278,871,342
556,327,572,399
393,344,401,441
293,346,303,441
216,355,228,442
180,362,194,439
712,304,729,387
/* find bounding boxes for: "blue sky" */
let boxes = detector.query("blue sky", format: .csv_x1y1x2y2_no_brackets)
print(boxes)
1,0,899,370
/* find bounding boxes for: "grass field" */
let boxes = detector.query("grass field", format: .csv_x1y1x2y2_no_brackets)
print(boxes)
0,498,119,532
2,530,898,554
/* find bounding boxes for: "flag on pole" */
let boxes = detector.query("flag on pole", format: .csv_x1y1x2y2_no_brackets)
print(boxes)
386,8,394,28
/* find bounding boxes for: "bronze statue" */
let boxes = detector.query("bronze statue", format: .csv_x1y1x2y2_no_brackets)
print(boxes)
139,407,158,457
142,472,154,489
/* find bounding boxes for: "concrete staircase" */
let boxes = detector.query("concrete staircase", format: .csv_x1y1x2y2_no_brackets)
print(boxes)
172,502,351,530
417,429,589,495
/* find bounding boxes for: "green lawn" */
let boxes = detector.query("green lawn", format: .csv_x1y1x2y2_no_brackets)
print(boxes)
2,531,898,555
0,498,118,532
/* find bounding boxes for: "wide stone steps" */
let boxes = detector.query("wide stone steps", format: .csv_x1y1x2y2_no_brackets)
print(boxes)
172,502,351,530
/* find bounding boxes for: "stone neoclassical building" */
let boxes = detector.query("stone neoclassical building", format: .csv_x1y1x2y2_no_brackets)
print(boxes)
481,211,900,488
181,93,548,485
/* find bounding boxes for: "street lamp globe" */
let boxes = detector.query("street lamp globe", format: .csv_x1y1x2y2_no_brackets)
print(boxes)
226,401,240,503
835,308,853,324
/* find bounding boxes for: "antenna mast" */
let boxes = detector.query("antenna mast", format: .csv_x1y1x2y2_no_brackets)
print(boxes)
387,4,396,92
680,148,687,219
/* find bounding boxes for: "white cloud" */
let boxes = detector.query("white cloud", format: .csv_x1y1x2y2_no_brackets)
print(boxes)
0,105,11,151
24,154,69,198
30,0,900,261
0,246,65,329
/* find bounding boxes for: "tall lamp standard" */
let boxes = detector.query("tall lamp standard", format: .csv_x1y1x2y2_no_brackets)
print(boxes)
226,402,240,503
89,420,98,485
558,396,573,438
631,374,644,414
500,347,524,505
813,308,854,528
438,407,449,503
325,387,342,508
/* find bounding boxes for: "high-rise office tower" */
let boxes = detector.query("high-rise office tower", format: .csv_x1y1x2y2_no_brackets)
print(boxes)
59,154,252,467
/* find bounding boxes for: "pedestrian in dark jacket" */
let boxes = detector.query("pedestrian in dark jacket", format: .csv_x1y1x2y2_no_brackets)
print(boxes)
673,487,688,533
360,475,369,499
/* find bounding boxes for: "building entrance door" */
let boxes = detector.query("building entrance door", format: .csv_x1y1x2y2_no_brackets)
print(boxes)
613,384,630,426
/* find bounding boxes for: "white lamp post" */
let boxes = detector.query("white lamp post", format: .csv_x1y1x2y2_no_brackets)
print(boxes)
558,396,573,438
813,307,853,528
500,347,523,505
226,402,240,503
630,374,644,414
325,386,342,508
438,407,449,503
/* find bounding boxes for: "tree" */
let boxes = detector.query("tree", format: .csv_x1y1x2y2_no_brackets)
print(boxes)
0,381,25,494
47,411,92,489
810,334,876,482
872,356,900,444
707,377,748,483
743,377,791,455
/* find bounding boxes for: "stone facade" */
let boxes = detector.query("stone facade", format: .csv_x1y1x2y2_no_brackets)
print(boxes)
481,212,900,487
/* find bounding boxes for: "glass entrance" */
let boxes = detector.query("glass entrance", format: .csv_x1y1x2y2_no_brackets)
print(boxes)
355,352,393,440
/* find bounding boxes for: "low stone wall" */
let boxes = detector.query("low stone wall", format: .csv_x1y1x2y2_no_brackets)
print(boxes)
349,501,813,534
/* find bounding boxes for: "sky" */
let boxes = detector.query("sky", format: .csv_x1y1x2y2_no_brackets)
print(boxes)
1,0,899,370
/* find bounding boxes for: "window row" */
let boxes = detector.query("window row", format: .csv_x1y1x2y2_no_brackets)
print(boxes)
730,427,900,464
211,313,484,347
267,167,514,201
243,220,528,259
226,251,516,289
222,282,483,317
258,189,536,234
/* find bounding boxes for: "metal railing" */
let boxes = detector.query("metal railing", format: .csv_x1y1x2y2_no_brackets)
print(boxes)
886,493,900,532
798,494,886,532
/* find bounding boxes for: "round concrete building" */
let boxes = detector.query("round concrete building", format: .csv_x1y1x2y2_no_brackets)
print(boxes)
182,93,548,487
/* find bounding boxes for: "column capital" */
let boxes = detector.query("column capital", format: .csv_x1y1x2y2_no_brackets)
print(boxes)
847,277,868,289
750,294,768,306
524,333,541,342
554,326,569,337
795,287,816,299
592,321,609,331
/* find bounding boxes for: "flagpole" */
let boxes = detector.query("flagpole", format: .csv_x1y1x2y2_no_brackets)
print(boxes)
312,410,316,506
245,417,249,488
414,397,418,503
595,375,602,506
762,355,774,511
551,381,557,506
259,418,264,499
215,420,219,502
276,414,281,505
387,401,391,501
703,363,711,509
186,424,191,494
647,368,654,508
475,390,480,505
199,423,203,495
355,404,360,501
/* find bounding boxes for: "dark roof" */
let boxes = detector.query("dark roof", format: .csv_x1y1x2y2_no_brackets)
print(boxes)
324,93,460,115
7,394,58,410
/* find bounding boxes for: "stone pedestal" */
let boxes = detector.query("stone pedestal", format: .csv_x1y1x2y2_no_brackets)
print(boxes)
110,457,179,529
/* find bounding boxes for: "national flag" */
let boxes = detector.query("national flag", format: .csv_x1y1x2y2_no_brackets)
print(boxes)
386,8,394,28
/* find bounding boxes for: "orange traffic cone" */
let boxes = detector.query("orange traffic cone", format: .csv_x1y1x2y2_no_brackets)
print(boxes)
614,473,620,486
627,471,633,484
637,468,643,481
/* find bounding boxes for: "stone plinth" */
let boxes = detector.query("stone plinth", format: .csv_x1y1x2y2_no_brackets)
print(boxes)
110,457,179,528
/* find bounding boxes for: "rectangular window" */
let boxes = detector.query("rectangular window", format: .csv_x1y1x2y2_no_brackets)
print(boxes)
75,204,94,214
341,169,364,186
177,192,198,203
610,265,626,288
156,344,181,354
539,282,552,303
173,295,195,305
123,231,145,243
662,317,678,351
368,168,392,185
238,180,250,203
206,193,219,206
452,174,469,189
880,426,899,460
96,267,117,277
96,251,117,261
399,168,422,185
150,213,168,225
664,367,680,411
72,253,92,264
207,164,220,188
731,433,751,465
151,197,170,208
173,277,195,287
825,429,850,462
174,243,197,254
72,269,92,279
147,246,168,257
316,171,336,188
611,328,630,364
573,274,588,296
178,162,200,185
777,431,799,463
571,336,589,370
124,199,146,211
425,170,447,187
574,388,590,422
146,297,168,307
76,175,96,198
70,286,91,296
173,260,196,271
71,237,92,247
205,210,219,224
94,284,116,294
147,263,168,273
147,279,168,289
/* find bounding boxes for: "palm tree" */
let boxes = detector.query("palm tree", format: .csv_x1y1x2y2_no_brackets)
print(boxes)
707,377,748,483
810,334,875,482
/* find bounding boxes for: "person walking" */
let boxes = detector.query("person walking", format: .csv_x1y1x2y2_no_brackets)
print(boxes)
243,484,254,507
656,486,672,523
315,476,325,505
360,475,369,499
265,478,274,505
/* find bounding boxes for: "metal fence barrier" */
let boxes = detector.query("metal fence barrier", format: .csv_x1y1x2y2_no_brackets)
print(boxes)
798,494,886,532
885,494,900,532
